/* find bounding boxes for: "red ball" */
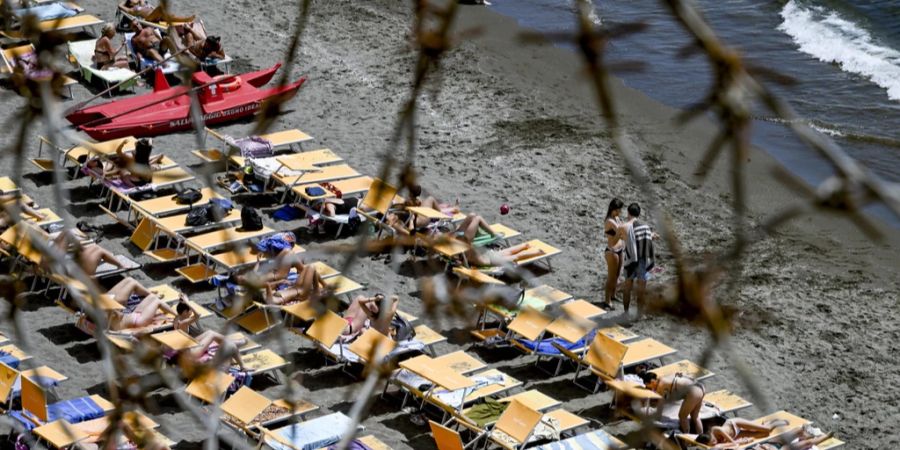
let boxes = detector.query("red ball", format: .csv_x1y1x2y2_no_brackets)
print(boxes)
500,204,510,215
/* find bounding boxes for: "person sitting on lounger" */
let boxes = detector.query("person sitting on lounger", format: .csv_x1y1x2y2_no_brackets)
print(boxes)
131,20,169,63
694,418,790,449
93,24,130,70
640,372,706,434
52,228,127,275
403,184,459,229
264,264,329,305
341,294,399,341
452,214,543,266
174,301,201,333
85,138,160,187
0,192,47,230
175,330,246,370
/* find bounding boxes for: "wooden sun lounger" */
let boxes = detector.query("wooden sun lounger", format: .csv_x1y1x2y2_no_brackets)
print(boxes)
272,164,360,195
677,410,810,450
0,45,78,97
292,175,373,202
483,399,587,450
35,136,136,172
33,411,171,450
66,39,138,93
650,359,714,381
0,177,18,193
130,187,222,219
220,386,317,436
201,127,314,162
18,376,114,428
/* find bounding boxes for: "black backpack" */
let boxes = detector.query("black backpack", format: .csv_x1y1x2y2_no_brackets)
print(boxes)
185,206,210,227
240,207,263,231
175,188,202,205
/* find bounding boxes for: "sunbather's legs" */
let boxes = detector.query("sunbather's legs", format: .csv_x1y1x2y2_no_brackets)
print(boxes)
458,214,498,242
143,6,195,23
131,295,176,326
603,249,622,307
791,432,834,450
80,244,126,274
679,385,705,434
732,418,782,435
622,279,633,312
108,276,150,303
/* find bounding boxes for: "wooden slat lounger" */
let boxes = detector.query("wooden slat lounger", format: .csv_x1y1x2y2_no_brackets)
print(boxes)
220,386,317,436
677,410,810,450
292,175,373,201
130,186,221,219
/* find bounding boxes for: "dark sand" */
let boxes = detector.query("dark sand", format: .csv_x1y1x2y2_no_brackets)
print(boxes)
0,0,897,448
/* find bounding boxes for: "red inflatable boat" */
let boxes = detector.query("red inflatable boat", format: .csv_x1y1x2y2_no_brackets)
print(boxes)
67,64,305,140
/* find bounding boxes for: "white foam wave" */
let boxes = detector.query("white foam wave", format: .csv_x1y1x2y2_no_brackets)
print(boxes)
778,0,900,101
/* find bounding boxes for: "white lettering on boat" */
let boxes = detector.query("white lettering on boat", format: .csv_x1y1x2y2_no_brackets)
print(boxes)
168,102,260,128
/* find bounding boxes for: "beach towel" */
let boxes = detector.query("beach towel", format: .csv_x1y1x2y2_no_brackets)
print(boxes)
623,220,655,273
232,136,273,159
0,350,20,369
534,429,625,450
13,2,78,21
9,396,105,431
273,205,303,221
266,412,353,450
326,441,372,450
517,330,595,356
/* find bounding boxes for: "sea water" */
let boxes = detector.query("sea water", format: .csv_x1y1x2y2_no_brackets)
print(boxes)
488,0,900,226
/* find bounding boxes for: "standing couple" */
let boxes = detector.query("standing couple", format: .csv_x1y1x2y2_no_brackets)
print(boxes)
602,198,657,314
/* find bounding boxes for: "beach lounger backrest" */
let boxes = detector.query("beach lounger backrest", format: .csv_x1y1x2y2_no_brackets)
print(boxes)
361,178,398,215
131,217,158,251
22,375,48,422
220,386,271,427
1,45,35,72
348,328,396,363
185,371,235,404
584,332,628,380
494,400,542,445
0,362,18,404
507,308,553,341
429,420,466,450
305,310,346,348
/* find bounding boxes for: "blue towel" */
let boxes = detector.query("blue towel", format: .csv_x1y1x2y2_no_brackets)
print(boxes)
9,396,103,431
13,3,78,21
268,412,353,450
517,331,594,356
273,205,303,221
0,350,20,369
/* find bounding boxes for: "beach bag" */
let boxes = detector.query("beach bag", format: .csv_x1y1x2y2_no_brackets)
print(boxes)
240,207,263,231
175,188,202,205
185,206,210,227
210,197,234,212
390,313,416,342
236,136,274,159
305,186,326,197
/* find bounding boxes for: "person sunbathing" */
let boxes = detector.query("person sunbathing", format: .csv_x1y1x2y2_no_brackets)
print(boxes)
173,301,200,333
264,264,329,305
404,184,459,229
236,232,301,286
341,294,399,340
131,20,168,63
77,415,172,450
0,193,47,230
694,418,790,448
52,229,127,275
175,330,245,370
464,241,546,267
93,24,130,70
640,372,706,434
120,0,194,23
107,294,178,331
756,432,834,450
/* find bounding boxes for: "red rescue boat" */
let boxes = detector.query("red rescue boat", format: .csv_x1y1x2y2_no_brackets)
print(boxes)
67,64,305,140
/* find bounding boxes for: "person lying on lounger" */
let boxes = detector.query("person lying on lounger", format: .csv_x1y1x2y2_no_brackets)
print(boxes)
235,232,301,286
77,414,172,450
51,229,128,275
263,264,329,305
107,294,178,331
694,418,790,449
756,431,834,450
120,0,194,23
131,20,170,63
403,184,459,229
174,330,246,370
0,192,47,230
341,294,399,341
640,372,706,434
93,24,130,70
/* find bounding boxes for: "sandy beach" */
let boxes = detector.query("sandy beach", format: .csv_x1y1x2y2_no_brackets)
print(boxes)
0,0,897,448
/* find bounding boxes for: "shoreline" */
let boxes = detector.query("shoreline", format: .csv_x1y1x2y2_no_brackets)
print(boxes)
0,1,895,448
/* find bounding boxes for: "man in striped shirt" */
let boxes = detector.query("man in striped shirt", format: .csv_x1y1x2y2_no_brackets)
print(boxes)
622,203,656,315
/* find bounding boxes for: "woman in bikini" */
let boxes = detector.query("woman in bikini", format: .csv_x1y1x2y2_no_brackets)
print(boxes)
695,418,791,448
0,193,47,231
93,24,129,70
602,198,625,309
404,184,460,229
640,372,707,434
174,330,246,370
107,294,178,331
341,294,399,341
51,229,127,275
265,264,329,305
